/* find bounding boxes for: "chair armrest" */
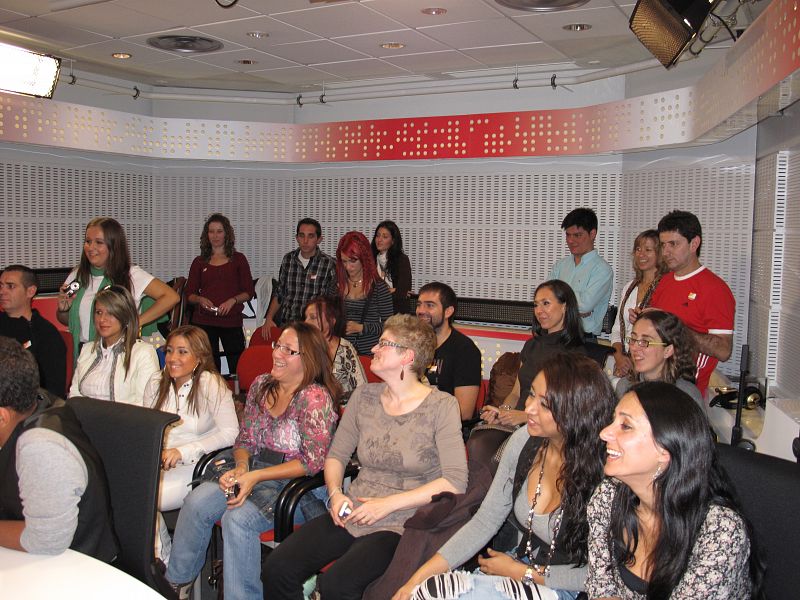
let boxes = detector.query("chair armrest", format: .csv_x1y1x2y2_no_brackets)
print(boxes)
191,446,233,488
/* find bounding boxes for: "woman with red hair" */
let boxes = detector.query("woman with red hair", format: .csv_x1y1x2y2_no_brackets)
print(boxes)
336,231,394,355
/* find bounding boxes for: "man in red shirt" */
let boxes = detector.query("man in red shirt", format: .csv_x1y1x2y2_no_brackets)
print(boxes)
649,211,735,395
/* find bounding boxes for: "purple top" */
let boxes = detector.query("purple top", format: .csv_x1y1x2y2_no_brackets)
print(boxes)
186,251,255,328
235,374,338,474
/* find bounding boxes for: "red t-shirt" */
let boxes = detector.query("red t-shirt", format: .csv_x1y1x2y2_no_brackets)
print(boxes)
650,266,735,394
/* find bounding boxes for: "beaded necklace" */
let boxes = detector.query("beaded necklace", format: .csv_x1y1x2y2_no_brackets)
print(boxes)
523,439,563,578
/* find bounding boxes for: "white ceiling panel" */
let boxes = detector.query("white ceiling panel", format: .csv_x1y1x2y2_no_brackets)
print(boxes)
0,8,25,23
192,48,296,71
239,0,347,15
362,0,503,28
549,35,652,67
264,39,367,64
0,0,50,18
272,3,403,38
142,57,236,79
111,0,259,27
2,16,109,46
383,50,485,73
489,0,617,16
65,40,174,67
334,29,449,56
515,6,632,42
193,15,319,47
251,65,342,86
38,4,178,38
462,42,568,67
310,58,409,79
419,18,539,48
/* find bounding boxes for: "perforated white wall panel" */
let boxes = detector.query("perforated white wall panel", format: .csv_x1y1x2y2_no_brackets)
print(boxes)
778,150,800,396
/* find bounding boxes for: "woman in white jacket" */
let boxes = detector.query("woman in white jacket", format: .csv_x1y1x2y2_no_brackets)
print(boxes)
145,325,239,563
68,285,159,405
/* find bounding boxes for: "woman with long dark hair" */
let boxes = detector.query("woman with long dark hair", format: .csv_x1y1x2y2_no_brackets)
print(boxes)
588,381,763,599
372,220,413,314
336,231,394,355
610,230,668,378
303,296,367,401
481,280,585,430
164,322,341,600
57,217,178,362
392,353,617,600
616,309,702,406
68,285,159,405
186,213,254,374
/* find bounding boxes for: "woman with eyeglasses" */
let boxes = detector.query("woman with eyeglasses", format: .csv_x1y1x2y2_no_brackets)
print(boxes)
616,309,703,407
164,323,341,600
57,217,179,363
303,296,367,402
610,230,669,378
68,285,159,405
588,381,763,599
263,314,468,600
336,231,394,356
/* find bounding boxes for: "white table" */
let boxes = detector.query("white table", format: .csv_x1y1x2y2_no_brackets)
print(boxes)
0,546,164,599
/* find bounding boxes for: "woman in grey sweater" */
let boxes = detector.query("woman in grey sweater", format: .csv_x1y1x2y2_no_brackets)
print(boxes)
393,353,616,600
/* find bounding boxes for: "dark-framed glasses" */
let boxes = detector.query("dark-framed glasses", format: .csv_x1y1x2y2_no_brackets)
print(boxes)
272,341,301,356
626,336,669,349
376,339,408,350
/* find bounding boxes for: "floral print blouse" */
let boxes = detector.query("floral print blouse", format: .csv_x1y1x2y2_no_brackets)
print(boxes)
234,374,337,475
586,478,752,600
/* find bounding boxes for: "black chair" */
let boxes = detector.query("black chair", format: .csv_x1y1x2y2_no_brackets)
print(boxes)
601,304,618,335
66,396,179,591
717,444,800,599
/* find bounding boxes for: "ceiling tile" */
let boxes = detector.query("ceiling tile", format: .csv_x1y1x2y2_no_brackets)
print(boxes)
419,18,539,48
334,29,448,57
272,3,403,38
0,8,27,24
193,15,319,47
488,0,616,17
548,35,652,67
191,48,295,71
250,65,342,86
111,0,258,27
361,0,503,28
63,40,174,66
0,1,51,18
310,58,409,79
143,57,237,79
1,16,109,47
514,6,631,42
461,42,568,66
39,4,178,38
264,39,367,64
239,0,338,15
383,50,485,73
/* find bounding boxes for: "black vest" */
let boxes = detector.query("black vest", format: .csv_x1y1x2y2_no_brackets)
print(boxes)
0,393,118,562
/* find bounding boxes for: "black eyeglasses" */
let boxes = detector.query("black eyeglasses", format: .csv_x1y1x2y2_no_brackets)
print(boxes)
376,339,408,350
626,336,668,349
272,341,301,356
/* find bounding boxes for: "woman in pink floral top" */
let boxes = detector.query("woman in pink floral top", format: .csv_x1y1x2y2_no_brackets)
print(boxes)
165,322,341,600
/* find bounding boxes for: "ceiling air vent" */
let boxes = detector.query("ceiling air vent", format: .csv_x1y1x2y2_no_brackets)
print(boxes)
495,0,590,11
147,36,223,53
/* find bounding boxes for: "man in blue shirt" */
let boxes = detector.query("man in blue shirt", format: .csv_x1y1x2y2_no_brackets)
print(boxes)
547,208,613,338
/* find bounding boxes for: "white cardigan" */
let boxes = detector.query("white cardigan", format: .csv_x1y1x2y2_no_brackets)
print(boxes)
69,339,159,406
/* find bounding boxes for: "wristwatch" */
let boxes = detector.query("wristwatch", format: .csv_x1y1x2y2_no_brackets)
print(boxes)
521,566,535,586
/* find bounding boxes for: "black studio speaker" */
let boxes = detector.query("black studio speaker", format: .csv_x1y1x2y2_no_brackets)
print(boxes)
629,0,723,67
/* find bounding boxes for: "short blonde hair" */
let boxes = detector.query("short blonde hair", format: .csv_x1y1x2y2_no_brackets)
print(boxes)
383,314,436,376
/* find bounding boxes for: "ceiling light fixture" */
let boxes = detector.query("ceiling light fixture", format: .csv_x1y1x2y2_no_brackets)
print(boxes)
0,42,61,98
495,0,590,12
111,52,132,59
247,31,268,38
562,23,592,31
421,7,447,15
380,42,406,49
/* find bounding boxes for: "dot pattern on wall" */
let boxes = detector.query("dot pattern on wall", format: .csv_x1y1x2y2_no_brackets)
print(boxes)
0,0,797,165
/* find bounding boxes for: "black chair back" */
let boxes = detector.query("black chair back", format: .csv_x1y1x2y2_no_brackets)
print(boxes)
717,444,800,599
67,397,179,589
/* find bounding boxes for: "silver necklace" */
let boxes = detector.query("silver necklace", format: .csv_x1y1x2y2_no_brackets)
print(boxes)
523,440,563,578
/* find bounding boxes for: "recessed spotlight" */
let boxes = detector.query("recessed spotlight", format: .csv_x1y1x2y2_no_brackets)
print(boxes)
588,59,601,65
111,52,132,59
237,59,258,65
562,23,592,31
247,31,268,38
421,7,447,15
380,42,405,49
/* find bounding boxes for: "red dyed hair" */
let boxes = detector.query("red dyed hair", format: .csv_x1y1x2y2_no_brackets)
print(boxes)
336,231,380,297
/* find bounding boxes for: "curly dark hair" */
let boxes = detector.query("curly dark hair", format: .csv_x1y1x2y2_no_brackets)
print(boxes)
0,337,39,413
541,352,616,564
610,381,764,599
200,213,236,260
628,309,696,384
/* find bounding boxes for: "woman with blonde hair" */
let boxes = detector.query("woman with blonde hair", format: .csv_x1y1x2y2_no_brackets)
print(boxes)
68,285,159,405
144,325,238,563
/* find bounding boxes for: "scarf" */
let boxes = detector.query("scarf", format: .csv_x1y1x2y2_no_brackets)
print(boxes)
68,266,110,366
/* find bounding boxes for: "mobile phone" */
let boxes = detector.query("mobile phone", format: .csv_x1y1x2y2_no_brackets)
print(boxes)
224,483,241,500
338,501,352,518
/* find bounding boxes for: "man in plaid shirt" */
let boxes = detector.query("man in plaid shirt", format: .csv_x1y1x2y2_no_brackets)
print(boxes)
262,218,337,336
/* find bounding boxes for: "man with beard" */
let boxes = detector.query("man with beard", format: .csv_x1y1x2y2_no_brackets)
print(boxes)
416,282,482,420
